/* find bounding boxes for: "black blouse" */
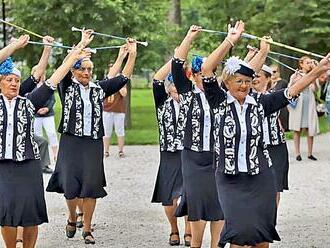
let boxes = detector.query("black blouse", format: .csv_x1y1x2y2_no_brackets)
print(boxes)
153,79,183,152
171,57,214,152
57,71,128,139
203,76,289,175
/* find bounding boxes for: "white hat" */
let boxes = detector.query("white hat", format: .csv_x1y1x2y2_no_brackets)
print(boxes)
261,64,273,75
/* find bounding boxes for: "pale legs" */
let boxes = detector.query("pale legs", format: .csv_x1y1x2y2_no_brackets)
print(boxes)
16,227,23,248
2,226,38,248
76,199,84,228
293,128,315,159
190,220,223,248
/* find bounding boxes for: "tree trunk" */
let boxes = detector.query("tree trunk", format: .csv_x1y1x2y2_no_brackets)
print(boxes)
168,0,181,26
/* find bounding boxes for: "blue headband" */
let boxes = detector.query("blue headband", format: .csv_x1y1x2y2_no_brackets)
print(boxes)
0,57,21,77
73,59,83,69
167,73,173,82
191,55,204,73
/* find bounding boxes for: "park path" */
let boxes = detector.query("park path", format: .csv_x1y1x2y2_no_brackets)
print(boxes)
1,134,330,247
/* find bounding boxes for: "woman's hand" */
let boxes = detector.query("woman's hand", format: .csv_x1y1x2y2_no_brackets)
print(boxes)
260,36,272,53
43,36,55,46
80,29,94,47
186,25,202,41
127,38,137,55
315,53,330,74
118,44,129,59
226,20,245,45
11,35,30,49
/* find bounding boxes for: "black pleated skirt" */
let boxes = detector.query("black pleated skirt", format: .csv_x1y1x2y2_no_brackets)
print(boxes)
216,165,280,246
0,159,48,227
176,149,223,222
151,151,183,206
268,143,289,192
46,133,107,199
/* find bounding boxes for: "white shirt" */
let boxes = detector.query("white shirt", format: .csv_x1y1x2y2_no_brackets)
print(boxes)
2,94,17,159
262,118,270,145
227,92,257,172
73,78,98,136
194,86,211,151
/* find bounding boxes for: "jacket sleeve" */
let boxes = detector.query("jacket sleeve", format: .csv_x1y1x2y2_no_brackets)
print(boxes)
171,57,193,94
19,75,39,96
98,75,129,98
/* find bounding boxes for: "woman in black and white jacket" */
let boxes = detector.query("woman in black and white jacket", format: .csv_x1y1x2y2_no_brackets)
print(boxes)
171,25,230,248
0,35,87,248
202,21,330,248
151,60,191,246
46,30,137,245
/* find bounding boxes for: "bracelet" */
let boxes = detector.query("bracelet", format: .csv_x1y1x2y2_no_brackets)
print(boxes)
45,80,57,91
225,37,235,47
284,88,292,99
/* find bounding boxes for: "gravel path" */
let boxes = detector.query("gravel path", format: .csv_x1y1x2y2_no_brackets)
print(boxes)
1,134,330,247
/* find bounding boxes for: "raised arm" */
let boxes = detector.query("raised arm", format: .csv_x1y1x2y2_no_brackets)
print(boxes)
262,53,330,116
174,25,201,60
249,37,271,73
153,60,171,108
121,39,137,78
107,44,128,78
202,21,245,77
0,35,29,63
32,36,54,81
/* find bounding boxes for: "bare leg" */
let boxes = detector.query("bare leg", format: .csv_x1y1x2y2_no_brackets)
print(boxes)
255,242,269,248
117,136,125,153
164,198,179,242
210,220,224,248
230,245,252,248
293,131,301,157
190,220,207,247
307,135,314,156
51,145,58,161
276,192,281,207
83,198,96,234
23,226,38,248
103,137,111,156
184,216,192,244
16,227,23,248
66,198,78,233
76,198,84,226
1,226,17,248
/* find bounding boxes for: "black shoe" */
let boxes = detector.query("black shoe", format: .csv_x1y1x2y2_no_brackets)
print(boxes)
296,155,302,161
66,220,77,238
308,155,317,161
169,232,180,246
82,231,95,245
42,166,54,174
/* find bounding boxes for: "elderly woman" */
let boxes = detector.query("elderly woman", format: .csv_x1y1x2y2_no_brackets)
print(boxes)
171,25,227,248
252,65,290,206
151,60,191,246
0,35,87,248
46,30,137,245
288,56,319,161
202,21,330,248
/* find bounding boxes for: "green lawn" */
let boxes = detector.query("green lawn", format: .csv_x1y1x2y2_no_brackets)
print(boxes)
53,89,329,145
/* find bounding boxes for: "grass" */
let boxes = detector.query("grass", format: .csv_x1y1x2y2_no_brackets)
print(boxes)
53,89,329,145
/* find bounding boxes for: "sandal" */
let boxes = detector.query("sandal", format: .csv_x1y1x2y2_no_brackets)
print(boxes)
76,212,84,228
169,232,180,246
118,151,125,158
82,231,95,245
184,233,192,247
66,219,77,238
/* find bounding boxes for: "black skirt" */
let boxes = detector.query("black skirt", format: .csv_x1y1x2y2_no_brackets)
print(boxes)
216,164,280,246
0,159,48,227
151,151,183,206
46,133,107,199
268,143,289,192
176,149,223,222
